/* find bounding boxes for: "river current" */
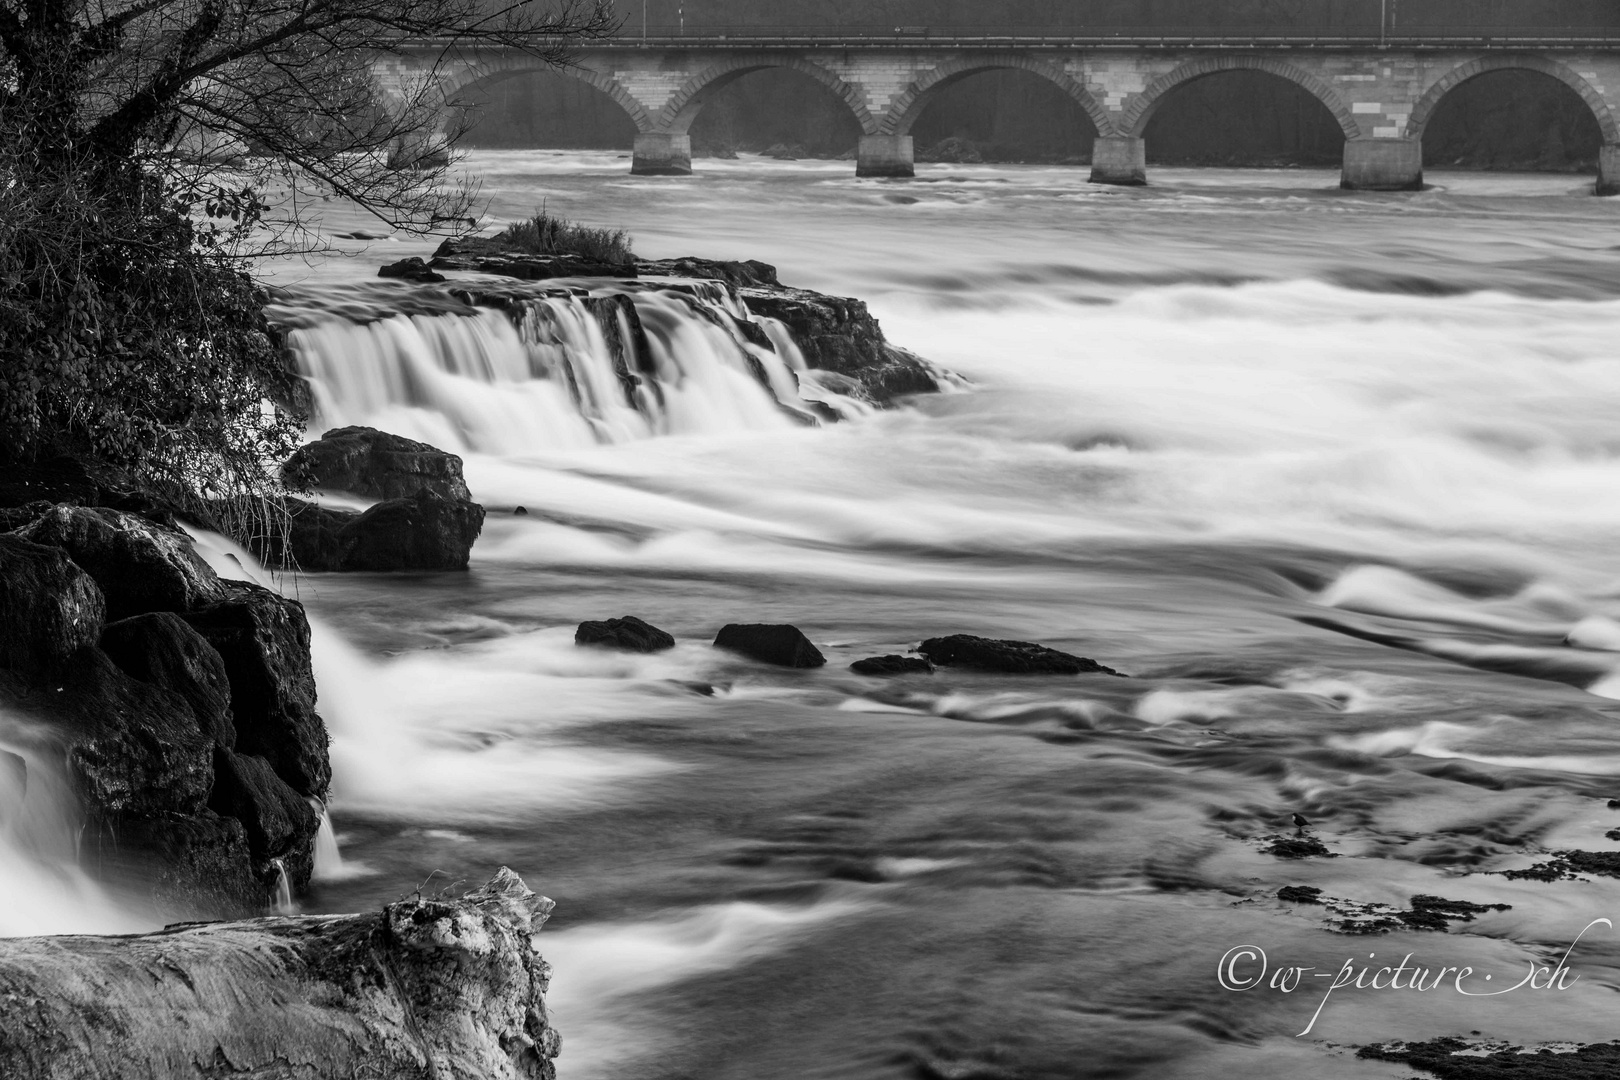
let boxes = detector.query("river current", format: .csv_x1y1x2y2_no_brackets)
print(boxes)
18,152,1620,1077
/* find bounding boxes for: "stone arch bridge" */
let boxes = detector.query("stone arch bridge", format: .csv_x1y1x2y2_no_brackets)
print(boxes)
375,33,1620,193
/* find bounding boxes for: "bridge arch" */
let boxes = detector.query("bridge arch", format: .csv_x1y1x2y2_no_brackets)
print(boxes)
881,55,1113,138
1407,54,1618,143
1122,56,1359,140
438,59,655,134
659,55,875,134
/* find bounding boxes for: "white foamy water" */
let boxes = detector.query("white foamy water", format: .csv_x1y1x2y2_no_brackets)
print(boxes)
165,156,1620,1073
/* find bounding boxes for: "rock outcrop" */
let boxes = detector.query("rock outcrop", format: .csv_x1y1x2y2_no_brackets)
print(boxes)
576,615,676,652
282,426,473,503
0,868,562,1080
431,235,638,281
0,504,330,915
270,428,486,572
714,623,827,668
918,635,1123,676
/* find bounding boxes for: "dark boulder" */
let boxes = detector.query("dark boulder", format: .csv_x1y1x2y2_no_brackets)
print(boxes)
209,748,321,891
255,494,484,572
917,635,1123,676
344,491,484,571
576,616,676,653
282,426,473,502
714,624,826,668
740,288,946,405
850,655,935,676
15,505,222,621
100,612,236,747
93,812,261,918
183,580,329,798
0,536,105,679
377,256,446,284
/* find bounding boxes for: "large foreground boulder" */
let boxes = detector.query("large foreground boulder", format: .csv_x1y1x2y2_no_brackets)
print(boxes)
918,635,1123,676
1,502,331,915
0,868,561,1080
283,425,473,502
714,624,826,668
258,492,486,572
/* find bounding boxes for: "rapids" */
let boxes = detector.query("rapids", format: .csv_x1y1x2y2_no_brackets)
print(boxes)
25,153,1620,1076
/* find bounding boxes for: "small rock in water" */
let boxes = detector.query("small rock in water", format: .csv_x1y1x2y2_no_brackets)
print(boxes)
850,655,934,676
513,506,529,516
377,257,445,284
1608,798,1620,809
576,616,675,653
714,624,826,668
918,634,1121,676
1277,885,1323,904
1262,835,1333,859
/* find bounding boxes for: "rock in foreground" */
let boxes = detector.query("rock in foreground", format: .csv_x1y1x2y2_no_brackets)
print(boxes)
918,635,1123,676
0,868,560,1080
576,616,675,652
714,624,826,668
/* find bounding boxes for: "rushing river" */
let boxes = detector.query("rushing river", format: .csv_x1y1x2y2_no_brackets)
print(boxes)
60,153,1620,1076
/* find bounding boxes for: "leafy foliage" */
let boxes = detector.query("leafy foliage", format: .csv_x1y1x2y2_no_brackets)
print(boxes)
494,208,634,265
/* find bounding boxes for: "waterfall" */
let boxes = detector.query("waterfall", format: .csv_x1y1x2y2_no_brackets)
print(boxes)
270,858,296,915
269,281,870,457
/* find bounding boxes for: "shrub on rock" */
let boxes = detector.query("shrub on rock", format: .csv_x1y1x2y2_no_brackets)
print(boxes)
282,426,472,502
576,616,676,653
15,505,221,620
714,624,826,668
918,635,1122,676
0,535,105,678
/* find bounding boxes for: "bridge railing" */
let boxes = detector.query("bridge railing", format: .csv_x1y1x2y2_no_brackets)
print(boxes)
599,25,1620,48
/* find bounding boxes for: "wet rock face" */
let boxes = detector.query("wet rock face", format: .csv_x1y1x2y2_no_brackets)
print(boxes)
261,492,486,573
714,624,827,668
576,616,676,653
378,256,447,284
432,235,638,281
0,868,562,1080
1,504,331,916
100,612,236,747
14,505,221,622
283,425,473,503
918,634,1123,676
738,287,944,404
639,257,780,288
0,536,104,678
183,579,329,798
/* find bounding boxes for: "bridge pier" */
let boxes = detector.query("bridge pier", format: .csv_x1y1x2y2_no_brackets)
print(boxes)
1340,139,1423,192
632,133,692,176
857,135,914,178
1599,145,1620,196
1088,137,1147,186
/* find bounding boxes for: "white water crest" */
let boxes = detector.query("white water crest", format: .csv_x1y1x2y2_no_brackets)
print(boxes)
271,281,870,457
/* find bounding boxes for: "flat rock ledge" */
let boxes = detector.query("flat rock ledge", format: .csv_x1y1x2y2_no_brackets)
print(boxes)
0,868,561,1080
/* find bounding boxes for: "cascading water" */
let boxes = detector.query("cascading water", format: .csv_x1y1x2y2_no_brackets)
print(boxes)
268,279,869,456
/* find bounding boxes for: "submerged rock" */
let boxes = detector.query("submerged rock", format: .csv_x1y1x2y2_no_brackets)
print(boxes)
638,257,779,288
576,616,676,653
283,425,472,502
1358,1036,1620,1078
850,655,935,676
0,868,561,1080
918,634,1122,676
714,624,827,668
